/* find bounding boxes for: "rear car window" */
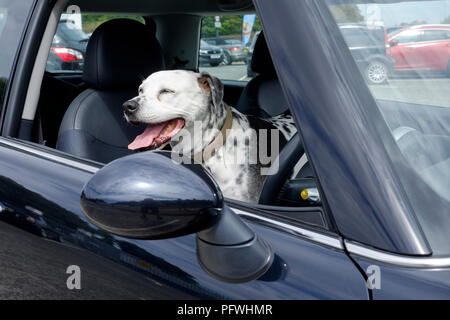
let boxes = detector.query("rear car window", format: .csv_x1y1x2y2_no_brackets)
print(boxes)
340,26,385,47
422,29,450,41
0,0,34,105
198,14,262,82
46,13,144,73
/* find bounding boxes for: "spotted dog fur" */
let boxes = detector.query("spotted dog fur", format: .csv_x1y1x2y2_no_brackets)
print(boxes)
125,70,297,203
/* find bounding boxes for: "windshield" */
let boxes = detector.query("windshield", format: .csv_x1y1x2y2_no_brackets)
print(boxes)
326,0,450,254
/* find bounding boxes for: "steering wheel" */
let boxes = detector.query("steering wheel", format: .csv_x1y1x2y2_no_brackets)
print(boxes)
258,133,305,205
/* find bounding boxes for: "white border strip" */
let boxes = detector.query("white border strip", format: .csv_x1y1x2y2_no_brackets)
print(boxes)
346,241,450,268
232,208,343,249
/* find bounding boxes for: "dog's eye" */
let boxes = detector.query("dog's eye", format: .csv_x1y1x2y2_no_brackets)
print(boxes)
159,89,174,95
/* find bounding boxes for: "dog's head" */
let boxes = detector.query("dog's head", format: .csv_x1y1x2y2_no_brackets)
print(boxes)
124,70,224,151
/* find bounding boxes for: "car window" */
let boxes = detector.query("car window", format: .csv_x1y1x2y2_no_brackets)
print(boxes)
0,0,34,105
422,29,450,41
327,0,450,254
45,13,144,73
394,29,423,43
198,14,262,82
340,27,385,47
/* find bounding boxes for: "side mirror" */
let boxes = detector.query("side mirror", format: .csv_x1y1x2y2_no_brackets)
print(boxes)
389,39,399,47
81,152,273,283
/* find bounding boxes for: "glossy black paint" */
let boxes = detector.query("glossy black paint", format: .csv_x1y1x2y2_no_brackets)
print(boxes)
352,255,450,299
81,152,222,239
0,138,368,298
256,0,430,255
0,0,448,300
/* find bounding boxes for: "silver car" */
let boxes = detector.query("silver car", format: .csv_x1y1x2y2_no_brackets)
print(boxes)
202,37,249,65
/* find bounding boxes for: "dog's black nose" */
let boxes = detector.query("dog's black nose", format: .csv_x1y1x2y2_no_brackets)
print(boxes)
123,100,139,114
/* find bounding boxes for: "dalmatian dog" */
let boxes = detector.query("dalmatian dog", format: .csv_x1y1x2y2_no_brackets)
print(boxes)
123,70,297,203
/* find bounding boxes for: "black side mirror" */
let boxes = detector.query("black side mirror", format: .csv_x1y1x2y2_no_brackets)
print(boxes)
389,40,399,47
81,152,273,283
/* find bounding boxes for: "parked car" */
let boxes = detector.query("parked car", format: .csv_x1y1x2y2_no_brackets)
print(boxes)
203,37,248,65
46,19,89,72
198,40,224,67
339,24,394,84
388,24,450,75
0,0,449,300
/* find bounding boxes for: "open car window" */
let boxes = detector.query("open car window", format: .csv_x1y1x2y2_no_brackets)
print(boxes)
198,14,262,82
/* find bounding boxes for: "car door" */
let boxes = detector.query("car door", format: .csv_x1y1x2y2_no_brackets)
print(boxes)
419,29,450,71
0,138,369,299
390,29,424,70
0,0,370,299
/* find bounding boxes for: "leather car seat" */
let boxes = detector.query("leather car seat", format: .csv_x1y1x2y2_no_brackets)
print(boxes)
236,32,289,118
56,19,165,163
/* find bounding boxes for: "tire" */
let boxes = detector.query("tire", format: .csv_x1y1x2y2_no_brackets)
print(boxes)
365,60,388,85
210,62,220,67
223,52,232,65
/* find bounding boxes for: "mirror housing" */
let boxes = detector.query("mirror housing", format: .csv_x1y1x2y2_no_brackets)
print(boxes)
389,39,399,47
80,151,274,283
81,152,222,239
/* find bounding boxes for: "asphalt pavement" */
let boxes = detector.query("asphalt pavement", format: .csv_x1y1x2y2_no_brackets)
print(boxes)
200,63,450,108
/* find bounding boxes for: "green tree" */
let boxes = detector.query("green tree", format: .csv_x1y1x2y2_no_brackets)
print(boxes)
329,4,364,23
410,20,427,25
201,15,262,41
82,14,144,34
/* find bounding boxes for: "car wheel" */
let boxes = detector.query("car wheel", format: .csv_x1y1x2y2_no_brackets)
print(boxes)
223,52,232,65
210,62,220,67
366,60,388,85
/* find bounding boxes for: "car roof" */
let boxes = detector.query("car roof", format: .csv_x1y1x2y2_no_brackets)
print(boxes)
388,24,450,38
71,0,255,15
407,24,450,30
338,23,384,30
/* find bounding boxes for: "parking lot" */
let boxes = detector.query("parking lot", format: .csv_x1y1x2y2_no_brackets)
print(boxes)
370,78,450,108
200,63,450,108
200,62,250,81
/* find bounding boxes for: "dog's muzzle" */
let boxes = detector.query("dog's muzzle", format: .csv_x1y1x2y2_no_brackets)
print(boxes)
123,99,139,116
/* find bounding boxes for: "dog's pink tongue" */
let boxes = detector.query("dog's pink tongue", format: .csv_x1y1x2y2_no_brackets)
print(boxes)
128,123,166,150
128,119,185,151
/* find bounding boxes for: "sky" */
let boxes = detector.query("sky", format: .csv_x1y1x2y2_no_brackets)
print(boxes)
358,0,450,27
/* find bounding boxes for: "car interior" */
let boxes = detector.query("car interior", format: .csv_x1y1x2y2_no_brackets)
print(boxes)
8,0,327,226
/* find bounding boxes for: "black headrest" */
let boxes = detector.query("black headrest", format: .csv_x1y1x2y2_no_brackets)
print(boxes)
83,19,165,90
251,32,276,76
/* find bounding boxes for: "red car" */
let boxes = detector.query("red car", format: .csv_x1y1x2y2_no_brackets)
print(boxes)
388,25,450,75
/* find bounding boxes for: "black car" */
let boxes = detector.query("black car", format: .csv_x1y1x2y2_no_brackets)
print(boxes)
46,19,89,72
339,24,394,84
0,0,449,301
199,40,224,67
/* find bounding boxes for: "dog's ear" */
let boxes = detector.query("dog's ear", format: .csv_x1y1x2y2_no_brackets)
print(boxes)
197,72,224,110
